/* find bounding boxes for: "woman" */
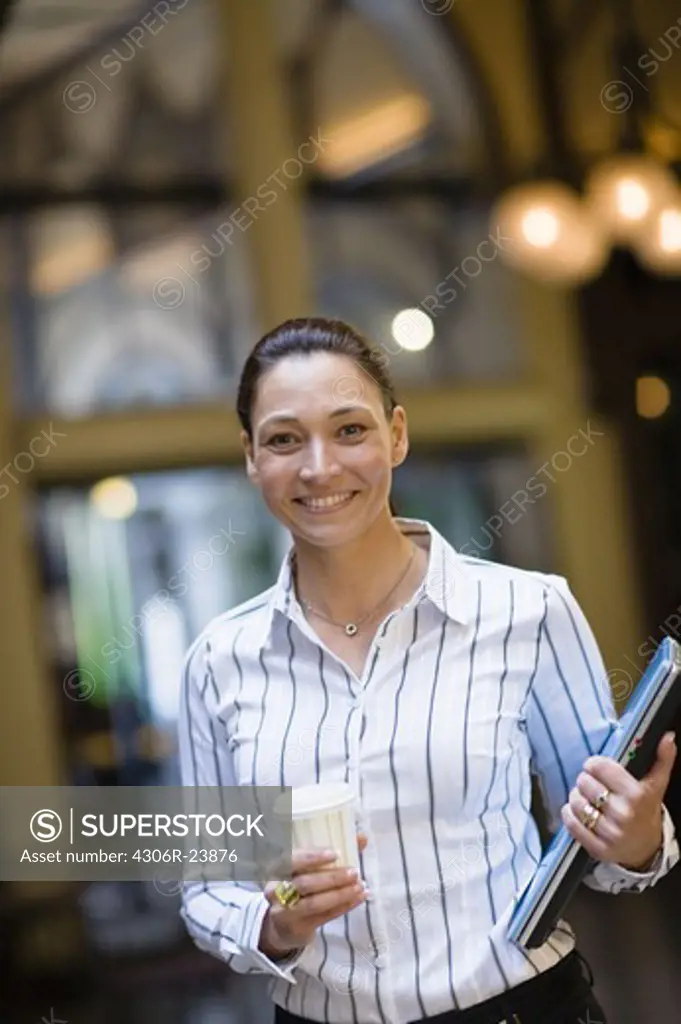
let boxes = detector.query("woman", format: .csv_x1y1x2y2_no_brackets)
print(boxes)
179,318,678,1024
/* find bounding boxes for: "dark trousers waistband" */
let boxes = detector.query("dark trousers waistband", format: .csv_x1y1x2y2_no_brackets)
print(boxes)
274,949,595,1024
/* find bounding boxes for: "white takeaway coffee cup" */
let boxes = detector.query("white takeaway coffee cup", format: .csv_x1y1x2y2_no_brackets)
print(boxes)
276,782,361,872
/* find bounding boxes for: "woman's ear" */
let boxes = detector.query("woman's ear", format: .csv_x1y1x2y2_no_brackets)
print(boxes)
240,430,259,484
390,406,409,467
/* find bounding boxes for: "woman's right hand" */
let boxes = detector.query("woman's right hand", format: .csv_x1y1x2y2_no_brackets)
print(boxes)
260,834,368,958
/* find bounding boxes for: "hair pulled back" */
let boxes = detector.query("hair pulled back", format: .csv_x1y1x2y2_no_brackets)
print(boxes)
236,317,397,440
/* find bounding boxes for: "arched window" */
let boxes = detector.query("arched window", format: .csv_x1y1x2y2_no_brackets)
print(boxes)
283,0,522,383
3,0,254,417
5,0,521,417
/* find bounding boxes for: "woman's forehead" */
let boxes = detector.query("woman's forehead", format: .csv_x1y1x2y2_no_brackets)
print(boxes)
254,353,384,417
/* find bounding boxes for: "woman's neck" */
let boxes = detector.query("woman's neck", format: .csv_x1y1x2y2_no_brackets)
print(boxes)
291,513,426,624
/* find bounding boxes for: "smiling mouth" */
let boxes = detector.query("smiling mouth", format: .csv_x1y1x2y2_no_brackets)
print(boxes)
293,491,359,513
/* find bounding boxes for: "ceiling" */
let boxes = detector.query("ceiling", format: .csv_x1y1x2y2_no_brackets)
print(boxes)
3,0,681,182
0,0,143,92
0,0,489,191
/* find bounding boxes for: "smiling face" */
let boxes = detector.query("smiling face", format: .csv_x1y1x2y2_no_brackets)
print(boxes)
241,352,409,548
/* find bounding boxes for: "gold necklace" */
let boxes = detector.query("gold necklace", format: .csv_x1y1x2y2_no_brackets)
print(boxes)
294,543,417,637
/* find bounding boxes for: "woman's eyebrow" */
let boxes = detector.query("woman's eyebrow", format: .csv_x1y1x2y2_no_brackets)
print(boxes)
258,405,374,431
258,413,299,430
328,405,373,419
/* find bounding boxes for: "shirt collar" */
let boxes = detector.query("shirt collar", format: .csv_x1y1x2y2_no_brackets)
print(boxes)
256,517,474,647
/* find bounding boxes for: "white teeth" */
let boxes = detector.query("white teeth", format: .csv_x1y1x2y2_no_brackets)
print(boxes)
300,492,353,509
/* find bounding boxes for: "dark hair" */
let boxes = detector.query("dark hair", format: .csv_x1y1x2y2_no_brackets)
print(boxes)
237,317,401,516
236,317,398,440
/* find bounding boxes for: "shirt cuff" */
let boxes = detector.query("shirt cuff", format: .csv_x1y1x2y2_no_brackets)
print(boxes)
240,893,309,982
587,803,679,894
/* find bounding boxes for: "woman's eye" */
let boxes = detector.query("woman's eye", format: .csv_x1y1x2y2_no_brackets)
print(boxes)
339,423,366,438
268,433,297,448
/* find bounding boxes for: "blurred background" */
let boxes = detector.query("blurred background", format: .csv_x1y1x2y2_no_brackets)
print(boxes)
1,0,681,1020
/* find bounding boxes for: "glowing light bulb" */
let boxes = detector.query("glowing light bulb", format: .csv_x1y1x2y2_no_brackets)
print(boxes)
521,208,560,248
491,181,608,285
636,376,671,419
391,309,434,351
659,208,681,252
634,198,681,275
586,155,676,242
615,178,650,222
90,477,138,520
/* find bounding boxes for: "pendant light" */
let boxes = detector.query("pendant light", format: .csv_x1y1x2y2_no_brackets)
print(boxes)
492,180,608,286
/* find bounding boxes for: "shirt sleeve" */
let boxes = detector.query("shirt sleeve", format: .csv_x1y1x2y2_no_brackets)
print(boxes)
178,635,307,981
524,574,680,894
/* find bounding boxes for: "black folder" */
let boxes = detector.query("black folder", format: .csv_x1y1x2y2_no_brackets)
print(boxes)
508,635,681,949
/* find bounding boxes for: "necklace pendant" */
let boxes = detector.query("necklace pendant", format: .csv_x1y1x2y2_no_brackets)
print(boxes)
345,623,358,637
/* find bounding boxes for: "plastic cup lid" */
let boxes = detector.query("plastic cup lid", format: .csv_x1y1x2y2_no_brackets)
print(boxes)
290,782,355,818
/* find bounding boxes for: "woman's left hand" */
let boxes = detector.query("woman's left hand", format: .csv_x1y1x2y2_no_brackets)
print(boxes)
561,731,677,871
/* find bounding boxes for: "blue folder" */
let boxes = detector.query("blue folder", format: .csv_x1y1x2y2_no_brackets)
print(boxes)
508,635,681,948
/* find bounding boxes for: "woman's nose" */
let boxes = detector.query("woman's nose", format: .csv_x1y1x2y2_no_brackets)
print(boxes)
299,441,341,482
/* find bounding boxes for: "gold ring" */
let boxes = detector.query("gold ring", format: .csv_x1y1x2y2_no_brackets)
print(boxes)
593,787,610,811
580,803,601,832
274,880,301,909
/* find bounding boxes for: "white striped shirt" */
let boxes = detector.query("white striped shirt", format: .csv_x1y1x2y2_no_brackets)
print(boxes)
178,517,678,1024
